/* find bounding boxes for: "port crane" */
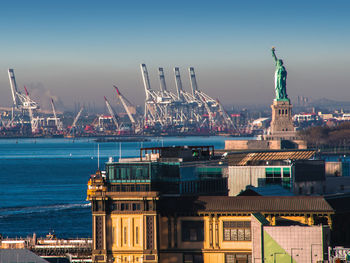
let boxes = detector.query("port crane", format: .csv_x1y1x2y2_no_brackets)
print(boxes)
67,107,83,137
113,86,136,125
139,64,234,134
104,96,120,130
24,86,39,134
216,99,238,133
50,99,63,131
8,69,39,110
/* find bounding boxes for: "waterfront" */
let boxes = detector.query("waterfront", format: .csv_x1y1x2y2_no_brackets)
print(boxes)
0,136,233,238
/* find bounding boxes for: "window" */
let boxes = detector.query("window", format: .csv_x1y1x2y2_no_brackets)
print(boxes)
135,227,139,244
124,227,127,244
121,203,130,211
182,221,204,242
225,253,252,263
133,203,141,211
223,221,251,241
283,168,290,177
265,168,282,184
184,254,204,263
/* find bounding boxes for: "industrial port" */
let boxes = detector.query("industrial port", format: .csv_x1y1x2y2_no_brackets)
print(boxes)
0,65,252,138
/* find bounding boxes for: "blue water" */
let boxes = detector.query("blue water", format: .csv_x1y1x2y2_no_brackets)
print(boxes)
0,136,231,238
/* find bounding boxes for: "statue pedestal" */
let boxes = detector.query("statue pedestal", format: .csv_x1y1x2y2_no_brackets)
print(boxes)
264,99,297,140
226,99,307,150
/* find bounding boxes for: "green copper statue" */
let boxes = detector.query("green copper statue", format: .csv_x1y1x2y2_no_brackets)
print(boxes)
271,47,288,100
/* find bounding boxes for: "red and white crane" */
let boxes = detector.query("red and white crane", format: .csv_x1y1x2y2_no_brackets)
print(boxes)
113,85,136,125
8,69,39,110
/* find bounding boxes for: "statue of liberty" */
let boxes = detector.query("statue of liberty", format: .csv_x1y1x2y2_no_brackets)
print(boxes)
271,47,288,100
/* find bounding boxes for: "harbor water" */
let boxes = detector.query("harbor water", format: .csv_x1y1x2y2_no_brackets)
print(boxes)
0,136,233,238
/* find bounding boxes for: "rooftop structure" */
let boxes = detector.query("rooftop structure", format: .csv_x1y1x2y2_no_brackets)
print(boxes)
86,145,338,263
89,145,227,197
0,249,49,263
226,149,316,166
225,149,325,196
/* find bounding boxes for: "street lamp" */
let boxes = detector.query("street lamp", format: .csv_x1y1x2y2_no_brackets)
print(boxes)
291,248,303,263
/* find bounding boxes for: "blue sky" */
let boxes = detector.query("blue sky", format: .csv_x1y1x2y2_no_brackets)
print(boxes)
0,0,349,110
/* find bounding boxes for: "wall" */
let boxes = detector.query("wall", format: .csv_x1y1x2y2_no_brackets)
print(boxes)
225,139,306,151
262,225,328,263
252,219,329,263
227,166,266,196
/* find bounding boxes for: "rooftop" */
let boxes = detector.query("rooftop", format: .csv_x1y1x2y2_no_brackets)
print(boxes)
159,196,334,214
0,249,49,263
227,149,316,166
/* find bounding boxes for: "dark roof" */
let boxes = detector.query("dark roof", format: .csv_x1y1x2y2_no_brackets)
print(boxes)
0,249,49,263
238,185,295,196
325,193,350,213
159,196,334,214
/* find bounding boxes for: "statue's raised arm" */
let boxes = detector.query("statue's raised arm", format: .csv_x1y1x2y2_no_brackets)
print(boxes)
271,47,288,100
271,47,278,63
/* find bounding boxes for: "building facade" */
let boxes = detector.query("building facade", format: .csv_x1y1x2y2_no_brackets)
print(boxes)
87,146,334,263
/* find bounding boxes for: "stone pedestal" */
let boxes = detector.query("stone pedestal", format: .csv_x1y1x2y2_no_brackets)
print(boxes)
225,97,307,151
270,99,294,134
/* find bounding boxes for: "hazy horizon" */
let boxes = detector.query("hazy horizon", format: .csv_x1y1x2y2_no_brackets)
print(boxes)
0,1,349,111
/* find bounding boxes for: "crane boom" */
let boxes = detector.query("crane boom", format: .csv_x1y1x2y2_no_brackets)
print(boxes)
8,69,20,108
51,98,62,131
140,64,153,101
69,107,83,135
24,86,37,133
174,67,184,101
114,86,135,124
189,67,199,97
104,96,119,129
8,69,39,110
158,67,167,92
216,99,236,130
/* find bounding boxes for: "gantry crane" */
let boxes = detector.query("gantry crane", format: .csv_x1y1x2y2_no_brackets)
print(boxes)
24,86,39,134
8,69,39,111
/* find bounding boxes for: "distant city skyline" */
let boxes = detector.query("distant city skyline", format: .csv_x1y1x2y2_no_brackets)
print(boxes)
0,0,349,111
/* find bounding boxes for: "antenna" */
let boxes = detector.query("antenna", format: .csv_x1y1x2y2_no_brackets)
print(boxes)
97,144,100,170
119,142,122,161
